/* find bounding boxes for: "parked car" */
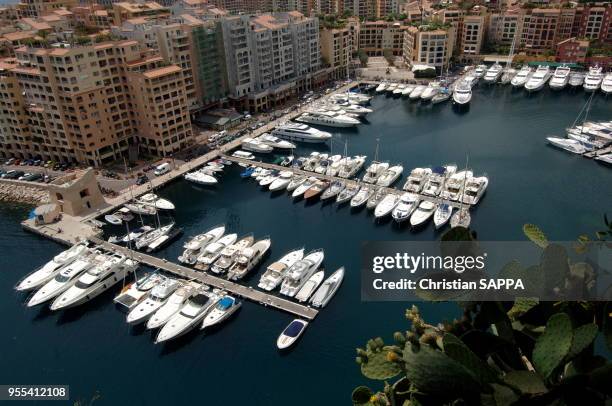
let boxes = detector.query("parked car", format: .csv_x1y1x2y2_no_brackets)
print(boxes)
5,158,15,165
18,173,31,180
4,170,24,179
153,162,171,176
136,175,148,185
22,173,43,182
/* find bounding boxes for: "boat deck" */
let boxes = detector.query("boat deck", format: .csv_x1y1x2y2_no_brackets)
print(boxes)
89,237,319,320
584,145,612,158
222,154,473,210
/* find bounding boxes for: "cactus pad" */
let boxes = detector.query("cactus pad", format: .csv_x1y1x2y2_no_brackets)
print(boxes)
523,224,548,248
567,323,598,360
533,312,572,380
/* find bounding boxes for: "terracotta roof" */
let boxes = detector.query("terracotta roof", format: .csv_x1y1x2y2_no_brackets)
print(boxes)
142,64,181,79
2,31,36,41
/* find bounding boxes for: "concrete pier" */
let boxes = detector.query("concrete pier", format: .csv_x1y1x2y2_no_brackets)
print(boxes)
89,237,319,320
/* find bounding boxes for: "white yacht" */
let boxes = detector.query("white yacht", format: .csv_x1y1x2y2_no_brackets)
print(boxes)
296,111,360,128
583,66,603,91
231,150,255,160
441,170,473,201
386,83,398,93
376,165,403,187
280,249,324,297
422,165,456,196
524,66,551,92
310,267,344,308
146,281,201,329
409,85,426,100
420,82,440,101
196,233,238,271
241,137,274,154
201,295,241,330
277,319,308,349
433,204,453,229
511,66,532,87
48,254,135,310
500,68,517,85
410,201,437,227
256,133,296,150
595,153,612,165
402,84,415,97
549,65,571,90
362,162,389,183
155,289,219,343
292,176,318,198
184,169,217,185
258,171,279,187
374,193,400,219
403,167,431,192
134,223,175,251
178,225,225,265
109,225,153,245
452,80,472,105
112,271,167,312
473,65,487,78
338,155,366,178
257,248,305,291
137,193,175,210
391,193,419,223
483,63,503,83
393,84,406,96
462,176,489,205
375,82,388,93
330,93,371,105
569,72,585,87
320,180,345,201
16,243,89,292
336,183,360,204
366,187,386,210
295,270,325,303
269,171,294,191
546,137,590,154
124,202,156,216
328,102,372,117
272,123,332,143
600,72,612,94
450,208,471,228
210,235,254,275
286,175,307,192
126,277,182,325
226,237,271,281
349,186,373,208
27,252,104,307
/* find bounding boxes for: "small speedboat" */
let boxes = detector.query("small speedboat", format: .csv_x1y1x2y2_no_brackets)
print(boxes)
287,175,307,192
433,204,453,229
376,165,403,187
391,193,418,223
350,186,374,208
303,179,329,199
146,281,202,329
269,171,293,191
336,183,360,204
366,187,386,210
292,176,318,198
126,277,182,325
409,85,426,100
137,193,175,210
310,267,344,308
294,270,324,303
546,137,590,154
201,295,241,330
277,319,308,349
124,202,156,216
320,180,345,200
374,193,400,219
410,201,437,227
257,248,304,291
450,208,471,228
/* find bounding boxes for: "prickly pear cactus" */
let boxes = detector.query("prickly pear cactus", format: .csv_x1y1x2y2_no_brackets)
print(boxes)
533,312,572,380
567,323,598,360
356,337,402,380
523,224,548,248
442,333,499,385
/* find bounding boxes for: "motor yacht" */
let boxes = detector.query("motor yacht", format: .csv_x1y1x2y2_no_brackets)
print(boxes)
257,248,305,291
287,175,307,192
272,123,332,143
336,183,360,204
549,65,571,90
441,171,473,201
462,176,489,205
375,82,388,93
409,85,426,100
374,193,400,219
277,319,308,349
310,267,344,308
146,281,202,329
210,235,254,275
126,277,182,325
337,155,366,178
546,137,590,154
201,295,241,330
296,111,360,128
196,233,238,271
595,153,612,165
366,187,386,210
420,82,440,101
108,225,154,245
402,84,415,97
391,193,419,223
432,88,451,104
314,154,341,174
280,249,324,297
450,208,471,228
452,80,472,105
178,225,225,265
226,238,271,281
184,169,217,185
433,204,453,229
569,72,585,87
231,150,256,160
304,179,330,200
473,65,486,78
124,202,156,216
524,65,552,92
410,201,437,227
350,186,374,208
258,170,280,187
269,171,294,191
500,68,517,85
328,102,372,117
280,155,294,167
422,165,456,196
386,83,398,94
16,243,89,292
50,255,138,311
511,66,532,87
292,176,318,198
302,152,322,172
111,271,166,312
362,161,389,183
330,93,371,105
393,84,406,96
483,63,503,83
601,72,612,95
256,133,296,150
376,165,403,187
134,223,176,250
27,251,104,307
105,207,134,225
583,66,603,91
403,167,431,192
295,270,325,303
155,288,219,343
241,137,273,154
320,180,345,200
137,193,175,211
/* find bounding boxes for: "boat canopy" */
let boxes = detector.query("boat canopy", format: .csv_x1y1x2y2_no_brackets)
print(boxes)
218,296,235,310
432,166,445,174
283,320,305,337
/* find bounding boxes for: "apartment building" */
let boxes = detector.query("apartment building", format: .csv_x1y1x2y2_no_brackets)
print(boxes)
343,0,379,21
556,37,589,64
112,2,170,25
403,25,455,71
191,19,228,107
520,8,560,54
461,14,486,56
320,25,354,78
209,0,273,14
488,10,522,46
0,41,193,165
17,0,77,18
359,21,408,56
573,4,611,42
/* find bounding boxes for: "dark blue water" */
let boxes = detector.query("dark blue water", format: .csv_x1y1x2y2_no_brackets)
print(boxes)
1,86,610,405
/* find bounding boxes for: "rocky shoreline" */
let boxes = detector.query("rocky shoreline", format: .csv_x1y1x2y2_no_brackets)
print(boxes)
0,183,49,205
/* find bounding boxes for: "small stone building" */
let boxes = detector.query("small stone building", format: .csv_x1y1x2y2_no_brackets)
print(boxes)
47,168,104,216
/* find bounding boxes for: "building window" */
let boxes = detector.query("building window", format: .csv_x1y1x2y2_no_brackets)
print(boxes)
79,189,90,198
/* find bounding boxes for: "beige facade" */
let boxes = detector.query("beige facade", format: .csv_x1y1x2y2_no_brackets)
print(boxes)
17,0,77,18
47,168,105,216
112,2,169,25
461,15,486,55
320,25,354,78
404,26,455,71
358,21,408,56
521,8,560,54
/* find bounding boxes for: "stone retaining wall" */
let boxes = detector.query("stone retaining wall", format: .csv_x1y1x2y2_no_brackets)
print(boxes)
0,179,49,204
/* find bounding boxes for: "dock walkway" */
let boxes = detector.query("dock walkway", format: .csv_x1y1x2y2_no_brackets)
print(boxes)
89,237,319,320
222,154,471,210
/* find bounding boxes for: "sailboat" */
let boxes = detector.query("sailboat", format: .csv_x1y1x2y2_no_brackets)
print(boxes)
500,33,517,85
362,139,388,184
450,155,471,229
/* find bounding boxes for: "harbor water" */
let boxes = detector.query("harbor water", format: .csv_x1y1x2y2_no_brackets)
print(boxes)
1,86,610,405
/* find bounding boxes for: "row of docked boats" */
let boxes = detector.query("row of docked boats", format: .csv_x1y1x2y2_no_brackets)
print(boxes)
112,193,175,219
376,81,454,104
494,64,611,93
547,120,612,161
184,158,229,185
107,219,183,253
